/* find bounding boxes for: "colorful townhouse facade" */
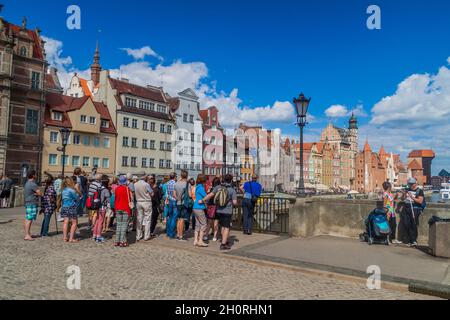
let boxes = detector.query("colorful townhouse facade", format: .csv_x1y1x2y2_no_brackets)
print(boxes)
43,93,117,177
200,106,224,182
168,88,203,179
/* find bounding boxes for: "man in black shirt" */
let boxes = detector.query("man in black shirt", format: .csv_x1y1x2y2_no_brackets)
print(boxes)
400,178,425,247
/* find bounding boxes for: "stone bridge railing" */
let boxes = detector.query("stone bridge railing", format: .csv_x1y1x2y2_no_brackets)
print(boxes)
289,197,450,243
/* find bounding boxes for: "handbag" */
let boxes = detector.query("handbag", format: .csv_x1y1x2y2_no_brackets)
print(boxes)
207,205,217,219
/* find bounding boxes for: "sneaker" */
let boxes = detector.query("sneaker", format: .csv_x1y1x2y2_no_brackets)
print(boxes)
411,242,418,247
212,238,218,242
203,236,209,242
96,237,105,243
392,240,402,245
92,237,97,241
177,237,187,242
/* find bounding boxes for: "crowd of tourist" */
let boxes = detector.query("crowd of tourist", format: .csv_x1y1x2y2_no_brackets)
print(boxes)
22,168,263,251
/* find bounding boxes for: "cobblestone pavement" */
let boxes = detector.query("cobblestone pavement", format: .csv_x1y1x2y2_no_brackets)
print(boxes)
0,208,437,300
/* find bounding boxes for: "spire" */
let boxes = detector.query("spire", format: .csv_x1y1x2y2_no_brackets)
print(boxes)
379,145,386,155
90,41,102,85
363,139,371,153
349,112,358,130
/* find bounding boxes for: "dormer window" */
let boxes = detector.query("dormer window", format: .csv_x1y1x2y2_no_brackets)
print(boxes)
20,46,27,57
101,120,109,128
52,111,63,121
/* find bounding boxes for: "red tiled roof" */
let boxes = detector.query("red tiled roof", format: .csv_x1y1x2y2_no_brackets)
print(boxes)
199,110,209,122
109,78,166,103
408,159,423,170
45,93,117,134
79,78,93,97
168,97,180,113
5,22,44,60
408,150,435,158
315,142,324,153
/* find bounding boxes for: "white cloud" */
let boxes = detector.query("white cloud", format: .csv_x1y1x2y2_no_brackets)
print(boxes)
325,105,348,118
120,46,162,61
325,104,367,118
366,57,450,174
44,36,295,128
447,56,450,65
43,36,90,90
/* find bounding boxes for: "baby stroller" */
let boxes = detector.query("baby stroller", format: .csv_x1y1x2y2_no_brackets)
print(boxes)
361,208,391,246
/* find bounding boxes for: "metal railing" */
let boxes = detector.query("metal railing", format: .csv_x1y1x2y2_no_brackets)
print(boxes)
231,196,292,234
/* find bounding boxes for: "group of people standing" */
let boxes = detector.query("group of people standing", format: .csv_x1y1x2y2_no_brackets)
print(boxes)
22,167,263,252
382,177,426,247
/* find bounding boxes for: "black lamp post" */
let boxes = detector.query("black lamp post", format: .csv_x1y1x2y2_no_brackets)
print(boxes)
294,93,311,197
57,127,71,177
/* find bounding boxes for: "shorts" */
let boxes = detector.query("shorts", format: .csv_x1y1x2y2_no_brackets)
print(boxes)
177,205,188,220
105,208,114,218
25,205,38,221
0,190,11,199
218,213,232,229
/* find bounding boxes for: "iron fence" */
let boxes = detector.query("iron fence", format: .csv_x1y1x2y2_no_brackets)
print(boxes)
231,196,292,234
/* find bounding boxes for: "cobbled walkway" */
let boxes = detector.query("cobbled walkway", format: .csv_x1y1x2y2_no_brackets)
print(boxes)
0,208,437,300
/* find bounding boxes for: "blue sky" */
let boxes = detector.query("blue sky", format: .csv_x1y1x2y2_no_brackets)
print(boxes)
4,0,450,173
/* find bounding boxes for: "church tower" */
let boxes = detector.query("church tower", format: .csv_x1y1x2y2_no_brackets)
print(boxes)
91,41,102,86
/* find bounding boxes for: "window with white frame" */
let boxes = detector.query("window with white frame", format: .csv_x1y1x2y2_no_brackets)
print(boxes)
122,156,129,167
123,117,129,127
149,140,155,150
82,157,90,167
103,138,110,148
102,158,110,169
125,97,137,108
50,131,58,143
132,119,138,129
72,156,80,167
93,157,100,168
89,116,96,125
101,119,109,128
149,158,155,168
131,157,137,167
80,115,87,123
52,112,63,121
49,154,58,166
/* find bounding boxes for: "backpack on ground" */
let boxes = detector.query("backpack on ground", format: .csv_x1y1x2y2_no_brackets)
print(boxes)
214,186,229,207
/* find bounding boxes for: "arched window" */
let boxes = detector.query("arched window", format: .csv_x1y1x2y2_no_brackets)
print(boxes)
20,46,27,57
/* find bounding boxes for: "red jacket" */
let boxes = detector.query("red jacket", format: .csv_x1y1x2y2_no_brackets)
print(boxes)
114,185,132,216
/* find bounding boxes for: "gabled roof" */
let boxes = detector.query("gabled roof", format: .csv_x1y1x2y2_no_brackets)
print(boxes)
45,93,117,134
408,150,435,158
45,73,63,93
363,140,372,152
79,78,93,97
178,88,199,100
109,78,166,103
408,159,423,170
379,145,387,155
439,169,450,177
4,21,44,60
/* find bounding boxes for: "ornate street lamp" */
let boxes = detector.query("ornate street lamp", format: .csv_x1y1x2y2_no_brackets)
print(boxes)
57,127,71,178
294,93,311,197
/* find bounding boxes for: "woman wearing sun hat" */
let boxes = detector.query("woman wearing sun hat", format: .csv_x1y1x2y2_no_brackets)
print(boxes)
114,175,133,247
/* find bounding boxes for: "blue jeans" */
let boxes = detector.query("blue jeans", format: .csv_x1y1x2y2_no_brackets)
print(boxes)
242,198,254,232
40,214,53,236
166,200,178,238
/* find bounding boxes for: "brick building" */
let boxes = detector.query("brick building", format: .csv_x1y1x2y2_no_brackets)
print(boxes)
407,150,435,185
199,106,223,182
0,16,47,184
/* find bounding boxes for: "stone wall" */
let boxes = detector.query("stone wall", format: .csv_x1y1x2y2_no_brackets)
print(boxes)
289,197,450,243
